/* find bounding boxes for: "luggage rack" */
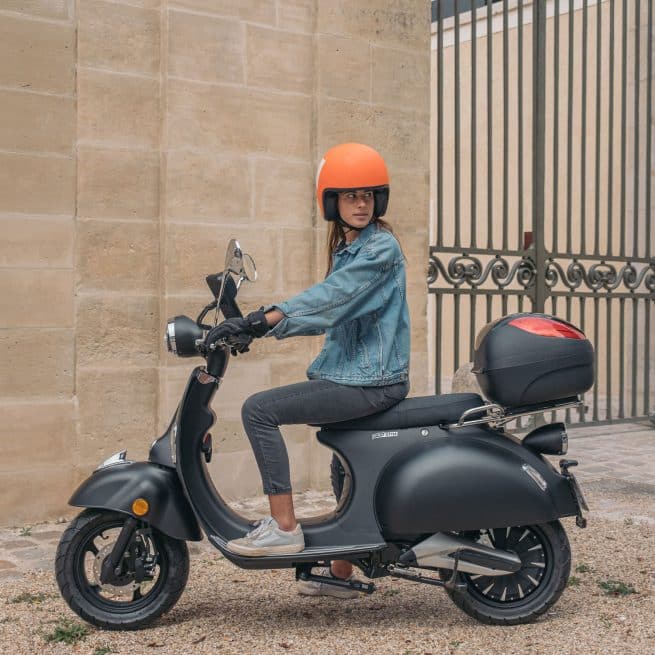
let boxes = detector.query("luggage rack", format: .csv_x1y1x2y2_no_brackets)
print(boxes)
446,397,583,430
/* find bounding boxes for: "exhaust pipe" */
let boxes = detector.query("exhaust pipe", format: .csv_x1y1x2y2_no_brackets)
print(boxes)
399,533,522,576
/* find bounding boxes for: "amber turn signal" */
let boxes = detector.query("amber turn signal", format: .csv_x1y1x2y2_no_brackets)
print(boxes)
131,498,149,516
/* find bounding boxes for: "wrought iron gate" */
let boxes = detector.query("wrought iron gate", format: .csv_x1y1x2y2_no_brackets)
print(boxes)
429,0,655,425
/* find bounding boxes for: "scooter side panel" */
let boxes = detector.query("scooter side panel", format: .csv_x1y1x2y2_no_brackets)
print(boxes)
375,427,578,538
69,462,202,541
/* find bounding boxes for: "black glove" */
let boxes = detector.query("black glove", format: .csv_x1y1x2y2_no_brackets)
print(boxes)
204,310,269,352
242,309,269,337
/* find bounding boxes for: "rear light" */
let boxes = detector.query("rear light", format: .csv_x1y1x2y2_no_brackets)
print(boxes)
523,422,569,455
509,316,585,340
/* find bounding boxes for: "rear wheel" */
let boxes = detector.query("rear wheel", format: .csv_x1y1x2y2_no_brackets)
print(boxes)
55,509,189,630
439,521,571,625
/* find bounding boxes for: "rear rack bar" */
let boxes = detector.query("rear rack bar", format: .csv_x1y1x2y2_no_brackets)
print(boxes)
446,397,583,430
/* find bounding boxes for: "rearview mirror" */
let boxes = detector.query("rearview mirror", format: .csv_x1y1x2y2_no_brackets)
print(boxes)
224,238,243,276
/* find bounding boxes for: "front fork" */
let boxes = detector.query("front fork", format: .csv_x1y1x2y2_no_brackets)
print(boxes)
99,518,157,585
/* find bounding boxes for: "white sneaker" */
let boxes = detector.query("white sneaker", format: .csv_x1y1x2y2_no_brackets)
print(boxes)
297,569,362,599
226,517,305,556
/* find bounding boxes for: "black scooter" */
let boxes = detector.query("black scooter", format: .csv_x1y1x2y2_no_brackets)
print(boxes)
55,239,591,629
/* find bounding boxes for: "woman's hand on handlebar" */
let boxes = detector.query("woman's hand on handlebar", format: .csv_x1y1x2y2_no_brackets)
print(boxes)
204,310,270,354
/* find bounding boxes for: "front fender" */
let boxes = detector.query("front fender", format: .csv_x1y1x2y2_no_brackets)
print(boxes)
70,462,202,541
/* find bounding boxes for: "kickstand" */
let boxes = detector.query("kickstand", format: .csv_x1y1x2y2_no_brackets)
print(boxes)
444,549,465,592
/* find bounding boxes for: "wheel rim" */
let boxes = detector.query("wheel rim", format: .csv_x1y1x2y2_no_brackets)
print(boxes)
72,516,169,613
462,525,552,606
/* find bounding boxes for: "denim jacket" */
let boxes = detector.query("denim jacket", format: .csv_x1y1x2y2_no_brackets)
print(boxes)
267,222,410,386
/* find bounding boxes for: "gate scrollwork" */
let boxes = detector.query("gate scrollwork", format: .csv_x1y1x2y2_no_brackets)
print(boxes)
545,259,655,294
428,254,537,290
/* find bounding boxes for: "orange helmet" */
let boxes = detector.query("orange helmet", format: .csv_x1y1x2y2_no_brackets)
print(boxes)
316,143,390,221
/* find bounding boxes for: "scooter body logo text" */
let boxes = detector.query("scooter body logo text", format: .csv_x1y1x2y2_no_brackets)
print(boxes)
371,431,399,440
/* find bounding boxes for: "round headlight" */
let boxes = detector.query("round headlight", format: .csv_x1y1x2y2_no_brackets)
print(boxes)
165,316,204,357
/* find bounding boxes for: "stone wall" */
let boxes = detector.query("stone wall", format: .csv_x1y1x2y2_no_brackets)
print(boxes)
0,1,430,525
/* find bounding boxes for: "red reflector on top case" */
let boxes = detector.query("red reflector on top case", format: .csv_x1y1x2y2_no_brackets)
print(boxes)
508,317,585,339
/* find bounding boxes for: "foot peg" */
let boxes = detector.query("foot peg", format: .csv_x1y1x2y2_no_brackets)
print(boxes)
296,568,375,595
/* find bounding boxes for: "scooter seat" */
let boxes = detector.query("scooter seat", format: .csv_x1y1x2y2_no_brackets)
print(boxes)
316,393,484,431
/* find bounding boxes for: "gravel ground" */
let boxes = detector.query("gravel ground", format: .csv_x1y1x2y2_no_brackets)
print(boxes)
0,482,653,655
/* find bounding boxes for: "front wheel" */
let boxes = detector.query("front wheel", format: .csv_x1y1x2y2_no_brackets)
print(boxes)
55,509,189,630
439,521,571,625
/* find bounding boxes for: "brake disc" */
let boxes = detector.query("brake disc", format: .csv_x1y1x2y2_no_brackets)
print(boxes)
92,543,140,598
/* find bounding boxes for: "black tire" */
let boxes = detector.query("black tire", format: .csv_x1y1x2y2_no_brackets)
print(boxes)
55,509,189,630
439,521,571,625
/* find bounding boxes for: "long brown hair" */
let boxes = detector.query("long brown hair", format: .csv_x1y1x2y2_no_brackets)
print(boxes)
325,217,400,276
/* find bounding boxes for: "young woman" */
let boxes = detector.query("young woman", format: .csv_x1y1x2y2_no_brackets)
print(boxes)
204,143,410,594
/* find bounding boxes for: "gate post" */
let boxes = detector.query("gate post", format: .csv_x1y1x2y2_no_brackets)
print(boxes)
532,0,548,313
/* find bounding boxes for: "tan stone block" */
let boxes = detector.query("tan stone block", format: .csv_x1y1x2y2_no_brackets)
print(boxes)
157,365,192,430
208,440,309,499
166,152,250,220
78,148,159,219
2,0,71,20
77,220,159,292
247,25,312,94
399,229,429,285
318,99,428,170
253,158,313,226
207,419,250,454
167,79,311,159
0,400,74,470
209,358,271,417
0,217,73,267
169,0,275,24
169,10,243,84
105,0,159,7
280,227,314,291
75,367,158,464
78,69,159,148
0,152,74,214
372,45,430,112
409,351,430,395
79,0,159,75
0,328,74,398
277,0,315,33
0,270,73,328
0,466,75,525
165,223,278,295
386,168,429,229
0,90,74,154
318,34,370,102
318,0,429,50
77,293,159,367
208,448,262,499
0,15,74,94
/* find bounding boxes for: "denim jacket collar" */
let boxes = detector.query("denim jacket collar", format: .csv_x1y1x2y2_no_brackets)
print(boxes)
334,221,378,257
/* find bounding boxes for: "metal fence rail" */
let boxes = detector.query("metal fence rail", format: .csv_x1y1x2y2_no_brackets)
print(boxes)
429,0,655,425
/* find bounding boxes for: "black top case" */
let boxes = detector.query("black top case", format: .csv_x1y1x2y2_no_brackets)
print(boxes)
473,313,595,408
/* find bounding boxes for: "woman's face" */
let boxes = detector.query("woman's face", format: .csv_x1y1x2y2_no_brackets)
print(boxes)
337,189,374,228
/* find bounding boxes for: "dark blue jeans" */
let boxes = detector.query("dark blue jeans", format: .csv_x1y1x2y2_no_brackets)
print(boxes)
241,379,409,495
